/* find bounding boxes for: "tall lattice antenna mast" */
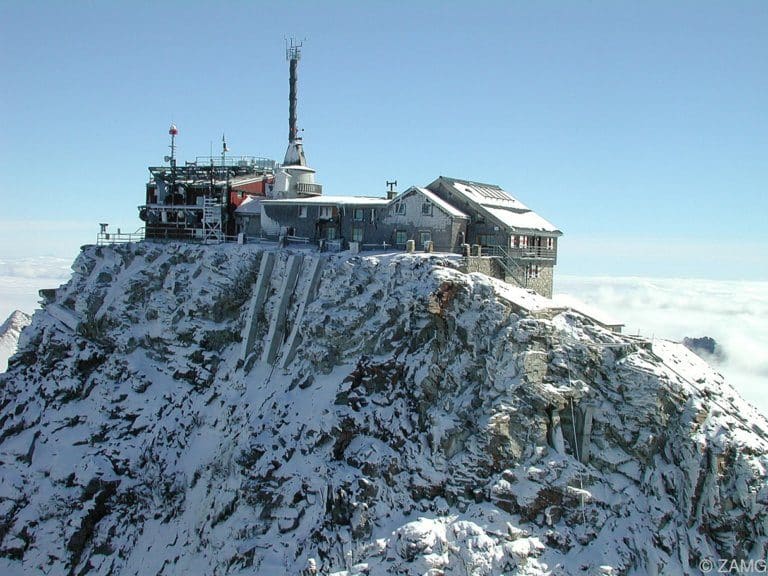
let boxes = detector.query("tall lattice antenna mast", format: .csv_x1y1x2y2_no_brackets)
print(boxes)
286,38,303,144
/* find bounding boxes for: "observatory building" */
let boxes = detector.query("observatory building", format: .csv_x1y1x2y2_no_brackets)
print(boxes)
137,41,562,297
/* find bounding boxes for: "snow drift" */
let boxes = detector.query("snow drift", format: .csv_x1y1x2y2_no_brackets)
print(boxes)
1,242,767,575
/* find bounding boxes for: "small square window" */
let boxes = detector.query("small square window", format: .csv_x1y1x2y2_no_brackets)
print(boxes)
353,208,364,221
421,202,432,216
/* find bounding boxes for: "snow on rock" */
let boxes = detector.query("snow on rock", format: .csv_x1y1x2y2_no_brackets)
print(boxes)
0,242,767,576
0,310,31,372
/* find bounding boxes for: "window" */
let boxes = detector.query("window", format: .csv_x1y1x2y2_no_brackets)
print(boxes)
319,206,333,219
298,205,307,218
526,264,541,279
352,227,363,242
326,227,337,240
395,202,406,215
353,208,364,221
395,230,407,245
546,237,555,250
421,202,433,216
419,231,431,247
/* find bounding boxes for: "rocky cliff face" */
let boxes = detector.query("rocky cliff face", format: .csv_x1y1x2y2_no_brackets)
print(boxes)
1,243,766,576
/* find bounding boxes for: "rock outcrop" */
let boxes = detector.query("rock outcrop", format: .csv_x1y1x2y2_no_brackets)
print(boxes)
0,243,766,576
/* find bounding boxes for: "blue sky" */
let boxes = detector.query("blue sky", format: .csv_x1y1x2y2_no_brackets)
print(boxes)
1,1,766,278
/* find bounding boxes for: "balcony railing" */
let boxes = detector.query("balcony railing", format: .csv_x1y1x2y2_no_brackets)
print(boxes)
97,227,146,245
479,245,555,260
295,182,322,195
505,246,557,260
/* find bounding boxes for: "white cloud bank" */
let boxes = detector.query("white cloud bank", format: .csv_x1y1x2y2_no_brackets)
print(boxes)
0,257,72,321
556,275,768,417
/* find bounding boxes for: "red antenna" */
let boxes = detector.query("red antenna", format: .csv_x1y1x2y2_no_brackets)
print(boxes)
166,123,178,167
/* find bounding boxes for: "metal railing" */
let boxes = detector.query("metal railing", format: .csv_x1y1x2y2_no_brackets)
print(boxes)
193,156,276,170
97,227,146,245
294,182,322,195
481,245,530,288
509,246,556,260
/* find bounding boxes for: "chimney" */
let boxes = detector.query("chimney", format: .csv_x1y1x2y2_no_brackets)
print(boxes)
386,180,398,200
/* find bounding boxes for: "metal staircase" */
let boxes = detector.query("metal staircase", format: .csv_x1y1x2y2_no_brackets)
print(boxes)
489,245,529,289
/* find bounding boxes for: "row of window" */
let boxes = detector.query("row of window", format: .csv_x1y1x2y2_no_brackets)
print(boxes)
513,235,555,250
394,202,434,217
297,202,440,221
475,235,556,249
323,227,432,246
298,206,376,221
396,230,431,246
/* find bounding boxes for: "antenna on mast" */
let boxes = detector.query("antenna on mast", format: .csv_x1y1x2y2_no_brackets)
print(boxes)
285,37,303,144
283,37,307,166
166,123,178,167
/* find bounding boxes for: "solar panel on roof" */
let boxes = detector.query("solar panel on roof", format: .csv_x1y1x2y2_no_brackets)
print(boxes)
473,184,512,201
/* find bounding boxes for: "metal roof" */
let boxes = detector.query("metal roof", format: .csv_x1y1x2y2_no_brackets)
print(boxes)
261,195,389,206
429,176,561,235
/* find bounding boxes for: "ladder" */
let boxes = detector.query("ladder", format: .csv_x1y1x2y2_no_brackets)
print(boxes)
202,198,223,243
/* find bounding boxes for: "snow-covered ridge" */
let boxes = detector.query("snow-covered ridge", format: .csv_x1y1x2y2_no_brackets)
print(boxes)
0,310,31,372
0,243,766,576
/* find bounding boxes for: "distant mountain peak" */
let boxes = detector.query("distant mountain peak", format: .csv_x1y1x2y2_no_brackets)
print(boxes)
0,309,32,372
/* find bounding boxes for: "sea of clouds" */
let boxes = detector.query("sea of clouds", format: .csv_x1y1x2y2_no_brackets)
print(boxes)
556,275,768,417
0,257,72,321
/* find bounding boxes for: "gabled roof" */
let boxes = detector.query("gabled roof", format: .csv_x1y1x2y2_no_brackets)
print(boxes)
392,187,468,219
235,196,262,214
428,176,562,235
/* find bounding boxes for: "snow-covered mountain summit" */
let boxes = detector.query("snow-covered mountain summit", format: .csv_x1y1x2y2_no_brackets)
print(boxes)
0,243,766,576
0,310,31,372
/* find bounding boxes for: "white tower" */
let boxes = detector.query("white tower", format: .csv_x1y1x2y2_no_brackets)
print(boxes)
271,39,322,199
